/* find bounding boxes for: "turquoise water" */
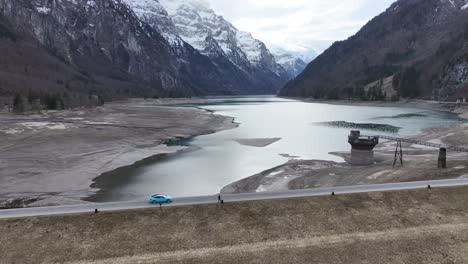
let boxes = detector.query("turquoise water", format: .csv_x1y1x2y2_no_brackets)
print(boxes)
90,97,463,201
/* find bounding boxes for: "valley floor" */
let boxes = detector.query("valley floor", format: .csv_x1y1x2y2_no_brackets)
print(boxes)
2,187,468,263
2,97,468,207
0,99,236,208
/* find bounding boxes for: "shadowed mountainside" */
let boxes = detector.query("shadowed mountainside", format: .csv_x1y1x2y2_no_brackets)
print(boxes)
281,0,468,101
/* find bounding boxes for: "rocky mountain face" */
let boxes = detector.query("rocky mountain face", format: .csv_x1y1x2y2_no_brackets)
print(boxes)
154,0,289,94
121,0,249,95
281,0,468,101
0,0,291,109
0,0,198,106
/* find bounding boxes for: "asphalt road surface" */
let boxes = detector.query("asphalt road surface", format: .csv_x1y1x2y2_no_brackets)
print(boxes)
2,178,468,219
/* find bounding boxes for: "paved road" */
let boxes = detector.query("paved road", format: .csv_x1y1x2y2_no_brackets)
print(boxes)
2,178,468,219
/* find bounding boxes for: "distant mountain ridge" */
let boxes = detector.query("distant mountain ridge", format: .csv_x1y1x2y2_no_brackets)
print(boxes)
269,46,315,78
272,51,308,79
281,0,468,101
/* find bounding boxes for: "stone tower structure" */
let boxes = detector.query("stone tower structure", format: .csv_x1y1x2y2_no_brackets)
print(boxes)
348,130,379,165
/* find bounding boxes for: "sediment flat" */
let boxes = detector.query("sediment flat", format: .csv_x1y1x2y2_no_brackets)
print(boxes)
234,137,282,147
0,99,236,207
223,105,468,194
2,187,468,263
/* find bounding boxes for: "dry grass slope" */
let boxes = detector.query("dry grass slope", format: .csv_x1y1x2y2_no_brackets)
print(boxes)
2,187,468,263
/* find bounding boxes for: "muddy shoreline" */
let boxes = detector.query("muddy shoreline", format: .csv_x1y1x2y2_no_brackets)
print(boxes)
86,143,201,203
0,99,237,208
222,99,468,194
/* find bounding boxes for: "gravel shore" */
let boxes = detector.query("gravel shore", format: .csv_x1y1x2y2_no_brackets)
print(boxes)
0,99,236,207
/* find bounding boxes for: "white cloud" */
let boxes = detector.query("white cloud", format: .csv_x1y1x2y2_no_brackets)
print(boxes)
206,0,397,54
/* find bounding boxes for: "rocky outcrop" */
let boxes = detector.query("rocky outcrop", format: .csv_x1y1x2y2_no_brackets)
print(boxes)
280,0,468,101
436,62,468,100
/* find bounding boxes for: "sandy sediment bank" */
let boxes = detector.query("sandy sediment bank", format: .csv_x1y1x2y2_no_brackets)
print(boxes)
234,137,282,147
222,108,468,194
0,99,236,207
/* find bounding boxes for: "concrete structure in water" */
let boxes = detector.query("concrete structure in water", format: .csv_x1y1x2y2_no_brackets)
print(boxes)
348,130,379,166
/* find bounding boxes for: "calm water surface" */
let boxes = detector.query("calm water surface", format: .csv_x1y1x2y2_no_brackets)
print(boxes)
90,97,463,201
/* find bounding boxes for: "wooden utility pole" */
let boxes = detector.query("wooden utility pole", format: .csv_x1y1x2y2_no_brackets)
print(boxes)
438,148,447,169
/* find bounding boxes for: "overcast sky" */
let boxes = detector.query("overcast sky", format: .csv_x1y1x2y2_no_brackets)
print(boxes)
206,0,397,56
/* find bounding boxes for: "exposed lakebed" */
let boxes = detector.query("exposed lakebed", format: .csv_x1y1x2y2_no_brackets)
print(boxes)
89,97,464,202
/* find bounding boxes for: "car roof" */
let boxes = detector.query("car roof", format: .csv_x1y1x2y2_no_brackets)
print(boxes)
152,194,168,198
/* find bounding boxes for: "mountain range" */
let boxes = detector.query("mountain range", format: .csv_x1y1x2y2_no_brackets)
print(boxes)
0,0,306,109
123,0,298,95
3,0,467,106
281,0,468,101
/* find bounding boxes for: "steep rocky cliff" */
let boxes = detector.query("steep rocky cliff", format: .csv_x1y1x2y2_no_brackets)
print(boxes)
0,0,198,101
281,0,468,101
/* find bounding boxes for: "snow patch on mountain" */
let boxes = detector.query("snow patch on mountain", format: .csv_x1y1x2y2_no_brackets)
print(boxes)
236,31,263,63
273,53,307,78
122,0,183,46
462,0,468,9
270,46,316,64
36,6,51,14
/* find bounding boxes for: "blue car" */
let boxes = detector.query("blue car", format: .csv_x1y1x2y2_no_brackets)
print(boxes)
149,194,173,204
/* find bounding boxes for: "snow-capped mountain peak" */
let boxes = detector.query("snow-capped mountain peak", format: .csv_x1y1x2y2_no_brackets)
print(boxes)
270,46,316,78
157,0,282,75
123,0,305,82
273,53,307,79
121,0,290,94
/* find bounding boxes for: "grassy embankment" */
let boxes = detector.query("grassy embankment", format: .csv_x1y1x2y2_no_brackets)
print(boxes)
2,187,468,263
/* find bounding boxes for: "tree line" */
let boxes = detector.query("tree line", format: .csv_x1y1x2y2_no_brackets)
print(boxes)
4,92,104,113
